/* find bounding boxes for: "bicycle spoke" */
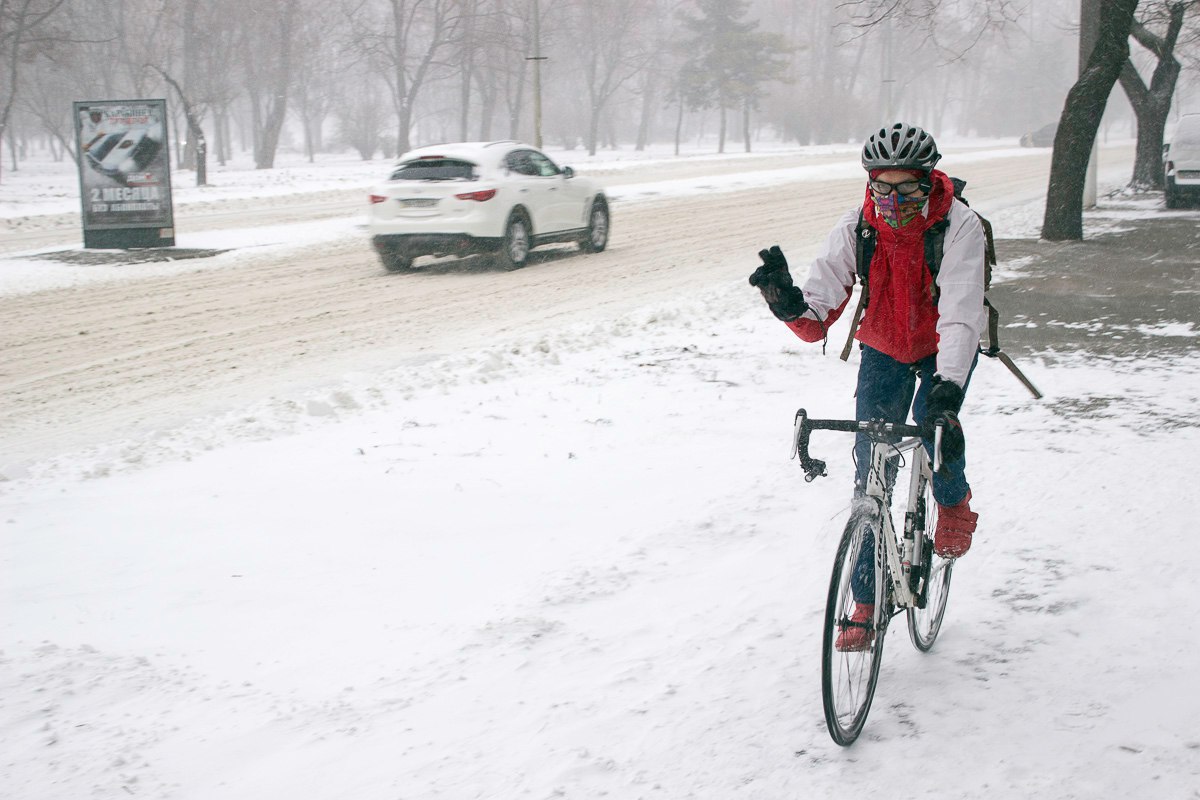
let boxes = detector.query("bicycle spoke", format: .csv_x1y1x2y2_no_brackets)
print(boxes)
908,475,954,651
822,505,887,746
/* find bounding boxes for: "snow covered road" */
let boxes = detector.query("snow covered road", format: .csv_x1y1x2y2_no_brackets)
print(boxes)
1,146,1078,467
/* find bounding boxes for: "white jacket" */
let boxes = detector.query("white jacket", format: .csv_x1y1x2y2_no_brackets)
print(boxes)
797,198,988,387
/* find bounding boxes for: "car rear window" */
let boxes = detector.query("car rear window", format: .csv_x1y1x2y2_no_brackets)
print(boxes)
390,158,476,181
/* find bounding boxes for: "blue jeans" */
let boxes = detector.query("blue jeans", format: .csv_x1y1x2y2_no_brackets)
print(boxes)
848,345,978,603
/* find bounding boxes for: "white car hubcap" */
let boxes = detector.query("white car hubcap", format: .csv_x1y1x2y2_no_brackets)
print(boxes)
509,221,529,261
591,208,608,246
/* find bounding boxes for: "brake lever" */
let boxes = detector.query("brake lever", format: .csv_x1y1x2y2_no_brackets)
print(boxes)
790,410,804,460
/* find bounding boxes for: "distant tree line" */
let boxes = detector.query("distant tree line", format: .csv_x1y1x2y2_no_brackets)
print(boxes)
1,0,1088,182
2,0,1195,198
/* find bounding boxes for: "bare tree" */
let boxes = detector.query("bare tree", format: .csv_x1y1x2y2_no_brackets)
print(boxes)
18,63,78,159
1043,0,1140,241
498,1,534,140
455,0,480,141
137,0,244,179
631,0,681,151
837,0,1023,57
150,0,204,183
467,2,504,140
336,60,388,159
1119,1,1193,189
194,0,240,167
0,0,67,182
241,0,300,169
12,0,121,163
293,0,346,161
560,0,655,155
347,0,464,155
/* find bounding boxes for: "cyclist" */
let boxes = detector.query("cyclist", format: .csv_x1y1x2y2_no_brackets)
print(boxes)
749,122,985,650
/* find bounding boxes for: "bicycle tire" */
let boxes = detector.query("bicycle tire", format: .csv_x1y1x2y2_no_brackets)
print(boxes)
907,475,954,652
821,502,888,746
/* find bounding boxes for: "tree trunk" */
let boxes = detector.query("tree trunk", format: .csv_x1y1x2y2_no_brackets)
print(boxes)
674,100,684,156
459,3,476,142
155,68,208,186
1042,0,1139,242
1118,6,1186,190
254,0,297,169
477,74,496,141
743,101,751,153
1122,62,1173,189
587,108,600,156
215,107,230,165
635,78,656,152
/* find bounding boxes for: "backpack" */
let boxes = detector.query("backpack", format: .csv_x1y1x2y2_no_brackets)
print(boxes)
838,178,1042,399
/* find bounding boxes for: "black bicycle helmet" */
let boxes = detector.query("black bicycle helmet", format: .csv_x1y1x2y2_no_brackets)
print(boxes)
861,122,941,172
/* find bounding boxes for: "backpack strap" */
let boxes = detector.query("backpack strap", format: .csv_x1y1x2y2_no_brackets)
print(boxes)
977,213,997,270
853,210,875,283
839,212,875,361
971,211,999,353
924,217,951,304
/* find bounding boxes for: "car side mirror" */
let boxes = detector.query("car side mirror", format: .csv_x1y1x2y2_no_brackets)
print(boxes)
562,166,574,179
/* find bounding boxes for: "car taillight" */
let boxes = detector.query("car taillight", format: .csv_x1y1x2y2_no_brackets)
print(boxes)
455,189,497,202
369,194,387,204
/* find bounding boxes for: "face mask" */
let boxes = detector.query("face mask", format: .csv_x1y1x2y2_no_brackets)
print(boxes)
873,191,927,228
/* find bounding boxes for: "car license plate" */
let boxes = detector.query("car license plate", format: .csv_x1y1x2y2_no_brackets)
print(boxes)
399,198,438,208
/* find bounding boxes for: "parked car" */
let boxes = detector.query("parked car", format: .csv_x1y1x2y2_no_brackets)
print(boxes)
1164,114,1200,209
367,141,610,272
1019,122,1057,148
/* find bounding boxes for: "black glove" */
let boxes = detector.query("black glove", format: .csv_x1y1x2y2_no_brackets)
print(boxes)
749,245,809,322
923,376,966,464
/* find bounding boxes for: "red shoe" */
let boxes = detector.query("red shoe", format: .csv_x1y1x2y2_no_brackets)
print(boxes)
935,491,978,558
834,604,875,652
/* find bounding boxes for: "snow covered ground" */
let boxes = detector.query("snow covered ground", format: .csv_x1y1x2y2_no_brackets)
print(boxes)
3,140,1199,798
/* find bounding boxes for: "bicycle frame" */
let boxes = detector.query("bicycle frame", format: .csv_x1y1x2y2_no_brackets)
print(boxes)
792,409,941,611
858,435,931,611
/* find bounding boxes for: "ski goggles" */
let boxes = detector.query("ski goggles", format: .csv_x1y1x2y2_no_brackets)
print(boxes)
868,178,926,196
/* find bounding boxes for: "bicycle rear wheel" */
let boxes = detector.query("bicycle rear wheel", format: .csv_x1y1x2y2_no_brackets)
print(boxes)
821,502,888,746
907,477,954,652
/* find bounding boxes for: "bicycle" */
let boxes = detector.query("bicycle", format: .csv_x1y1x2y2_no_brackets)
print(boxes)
791,409,955,746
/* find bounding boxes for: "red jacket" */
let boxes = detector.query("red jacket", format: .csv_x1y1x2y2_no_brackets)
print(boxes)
783,171,985,383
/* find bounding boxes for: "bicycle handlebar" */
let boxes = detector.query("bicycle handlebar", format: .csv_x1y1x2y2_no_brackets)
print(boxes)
791,408,942,482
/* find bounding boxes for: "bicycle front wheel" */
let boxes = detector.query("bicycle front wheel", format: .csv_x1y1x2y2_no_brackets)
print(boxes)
821,502,888,746
907,478,954,652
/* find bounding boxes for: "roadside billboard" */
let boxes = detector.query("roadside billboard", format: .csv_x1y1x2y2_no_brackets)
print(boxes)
74,99,175,248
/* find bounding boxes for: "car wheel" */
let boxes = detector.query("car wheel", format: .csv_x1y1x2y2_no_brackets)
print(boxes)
381,251,415,273
579,197,610,253
495,211,531,271
1165,177,1181,209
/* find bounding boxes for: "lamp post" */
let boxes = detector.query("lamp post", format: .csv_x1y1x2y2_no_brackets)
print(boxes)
527,0,547,148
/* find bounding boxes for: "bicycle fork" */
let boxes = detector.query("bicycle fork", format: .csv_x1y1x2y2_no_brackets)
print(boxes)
901,454,932,609
864,444,920,612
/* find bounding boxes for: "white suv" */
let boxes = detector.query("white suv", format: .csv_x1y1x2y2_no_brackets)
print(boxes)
368,141,610,272
1164,114,1200,208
